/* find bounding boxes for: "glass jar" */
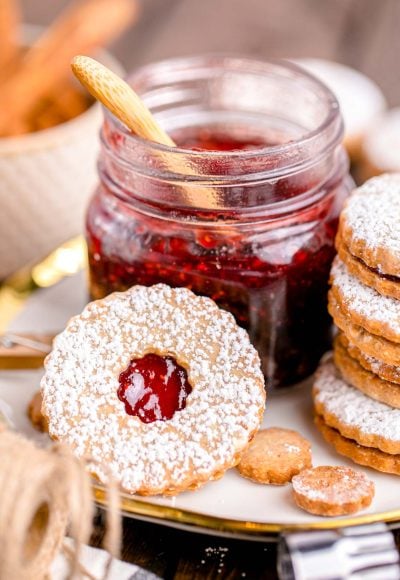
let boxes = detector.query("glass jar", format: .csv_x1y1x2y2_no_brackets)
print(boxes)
86,56,352,389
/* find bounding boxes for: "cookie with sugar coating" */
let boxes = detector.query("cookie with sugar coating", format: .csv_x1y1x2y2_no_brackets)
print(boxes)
333,336,400,408
336,332,400,385
313,357,400,455
315,415,400,477
328,295,400,366
330,257,400,344
237,427,312,485
337,174,400,279
40,284,266,495
292,465,374,516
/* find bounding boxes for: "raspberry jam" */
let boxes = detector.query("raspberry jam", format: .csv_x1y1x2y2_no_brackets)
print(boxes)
86,57,353,389
118,353,192,423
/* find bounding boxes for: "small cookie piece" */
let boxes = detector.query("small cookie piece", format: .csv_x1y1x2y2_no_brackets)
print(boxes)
27,391,48,433
336,233,400,301
314,357,400,455
337,174,400,278
333,336,400,408
330,257,400,344
315,415,400,476
292,465,374,516
237,428,312,485
328,295,400,366
337,333,400,385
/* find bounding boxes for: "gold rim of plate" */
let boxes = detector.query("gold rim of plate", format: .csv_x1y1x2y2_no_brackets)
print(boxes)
2,238,400,537
93,484,400,536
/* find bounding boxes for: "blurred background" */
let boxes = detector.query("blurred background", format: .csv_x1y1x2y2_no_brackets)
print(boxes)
1,0,399,295
21,0,400,103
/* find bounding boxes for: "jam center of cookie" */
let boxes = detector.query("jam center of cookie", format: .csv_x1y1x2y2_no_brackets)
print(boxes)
117,354,192,423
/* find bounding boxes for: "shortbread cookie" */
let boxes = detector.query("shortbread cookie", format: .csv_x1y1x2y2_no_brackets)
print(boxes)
336,233,400,300
295,59,386,160
315,415,400,476
334,337,400,408
337,174,400,277
330,257,400,344
28,391,48,433
328,294,400,366
41,284,266,496
314,358,400,455
336,333,400,385
236,428,312,485
292,465,374,516
362,109,400,178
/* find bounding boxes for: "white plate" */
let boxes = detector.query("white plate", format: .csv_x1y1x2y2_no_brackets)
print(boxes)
3,273,400,539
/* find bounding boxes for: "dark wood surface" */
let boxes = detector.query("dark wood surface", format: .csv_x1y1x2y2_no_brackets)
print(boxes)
91,512,279,579
17,1,400,577
90,513,400,579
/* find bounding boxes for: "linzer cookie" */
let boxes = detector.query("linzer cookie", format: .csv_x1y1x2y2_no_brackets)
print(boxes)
237,428,312,485
337,174,400,288
336,232,400,301
336,333,400,385
333,336,400,408
40,284,266,496
313,358,400,455
315,416,400,477
330,257,400,344
328,295,400,366
292,465,374,517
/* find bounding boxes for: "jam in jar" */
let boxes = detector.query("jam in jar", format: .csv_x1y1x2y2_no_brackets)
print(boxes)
86,57,353,389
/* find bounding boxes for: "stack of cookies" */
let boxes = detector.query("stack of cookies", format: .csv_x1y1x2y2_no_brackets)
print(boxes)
313,173,400,475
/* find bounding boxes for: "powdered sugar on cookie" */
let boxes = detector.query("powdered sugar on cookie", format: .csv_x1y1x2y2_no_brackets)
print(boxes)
331,257,400,340
41,284,266,495
314,358,400,445
340,174,400,263
292,465,374,516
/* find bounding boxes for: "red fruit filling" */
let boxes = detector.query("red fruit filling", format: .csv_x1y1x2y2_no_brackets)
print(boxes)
117,353,192,423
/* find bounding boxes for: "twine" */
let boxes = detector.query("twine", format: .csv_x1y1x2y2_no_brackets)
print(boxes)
0,425,121,580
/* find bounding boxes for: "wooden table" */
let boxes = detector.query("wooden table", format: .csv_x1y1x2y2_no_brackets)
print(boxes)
90,513,400,578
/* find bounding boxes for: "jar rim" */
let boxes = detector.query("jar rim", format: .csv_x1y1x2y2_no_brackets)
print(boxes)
103,54,343,166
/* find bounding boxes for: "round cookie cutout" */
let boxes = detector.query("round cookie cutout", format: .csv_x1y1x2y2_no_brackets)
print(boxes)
313,357,400,455
292,465,374,516
338,174,400,277
237,428,312,485
41,284,266,495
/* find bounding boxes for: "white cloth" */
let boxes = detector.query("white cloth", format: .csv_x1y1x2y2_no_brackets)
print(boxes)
51,539,141,580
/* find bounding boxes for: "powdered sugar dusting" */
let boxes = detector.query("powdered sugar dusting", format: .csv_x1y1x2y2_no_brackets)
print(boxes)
314,358,400,441
331,257,400,337
341,174,400,258
292,465,373,504
40,284,265,494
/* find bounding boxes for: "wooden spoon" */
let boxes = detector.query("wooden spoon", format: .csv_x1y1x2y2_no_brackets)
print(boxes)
71,55,220,209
